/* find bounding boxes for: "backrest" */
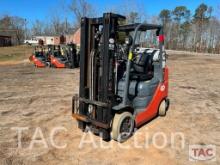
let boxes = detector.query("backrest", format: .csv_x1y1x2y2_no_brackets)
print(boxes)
132,50,155,73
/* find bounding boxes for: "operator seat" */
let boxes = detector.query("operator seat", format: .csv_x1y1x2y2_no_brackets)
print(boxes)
130,50,157,81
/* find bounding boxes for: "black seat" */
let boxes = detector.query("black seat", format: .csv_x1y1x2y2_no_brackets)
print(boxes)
130,51,155,81
35,52,46,61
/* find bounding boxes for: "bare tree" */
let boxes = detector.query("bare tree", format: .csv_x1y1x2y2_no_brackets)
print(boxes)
31,20,45,36
0,15,11,29
51,15,62,35
12,16,26,43
0,15,25,44
69,0,94,28
112,0,147,23
127,12,140,24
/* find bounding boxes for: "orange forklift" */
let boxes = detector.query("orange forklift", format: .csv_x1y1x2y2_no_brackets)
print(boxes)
29,46,50,67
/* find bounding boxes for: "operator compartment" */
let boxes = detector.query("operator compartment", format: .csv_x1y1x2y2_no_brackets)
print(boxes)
117,48,164,111
116,24,166,112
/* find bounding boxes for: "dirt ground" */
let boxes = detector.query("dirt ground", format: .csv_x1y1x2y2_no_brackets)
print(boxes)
0,54,220,165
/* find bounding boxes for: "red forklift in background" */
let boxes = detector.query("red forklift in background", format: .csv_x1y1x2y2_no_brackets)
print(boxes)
29,46,50,67
49,44,79,68
72,13,169,142
30,44,79,69
49,45,68,68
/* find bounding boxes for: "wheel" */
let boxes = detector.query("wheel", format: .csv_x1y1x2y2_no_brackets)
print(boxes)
111,112,134,142
158,99,166,116
46,62,50,67
78,121,86,132
165,98,170,112
100,128,110,142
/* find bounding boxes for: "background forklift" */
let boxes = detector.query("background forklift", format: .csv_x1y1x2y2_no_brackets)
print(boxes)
49,44,79,68
72,13,169,142
29,46,50,67
49,45,68,68
65,43,80,68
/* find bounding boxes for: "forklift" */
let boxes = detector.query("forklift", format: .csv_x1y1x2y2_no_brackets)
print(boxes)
65,43,80,68
72,13,169,142
29,46,50,67
49,45,68,68
49,44,79,68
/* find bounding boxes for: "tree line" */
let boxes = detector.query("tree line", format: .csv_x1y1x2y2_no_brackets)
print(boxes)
0,1,219,53
0,0,93,41
159,4,220,53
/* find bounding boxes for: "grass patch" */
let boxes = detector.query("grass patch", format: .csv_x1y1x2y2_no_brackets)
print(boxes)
0,45,33,62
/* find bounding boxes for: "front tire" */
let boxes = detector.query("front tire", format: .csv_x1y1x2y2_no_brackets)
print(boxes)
78,121,86,132
46,62,50,67
111,112,134,142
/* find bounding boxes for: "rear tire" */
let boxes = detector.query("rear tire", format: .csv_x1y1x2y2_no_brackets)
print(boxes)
158,99,166,116
111,112,134,142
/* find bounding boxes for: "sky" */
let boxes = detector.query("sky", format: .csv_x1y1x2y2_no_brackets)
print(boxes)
0,0,219,27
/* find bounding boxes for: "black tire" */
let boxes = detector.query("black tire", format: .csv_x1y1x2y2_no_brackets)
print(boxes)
100,128,110,142
165,98,170,112
78,121,86,132
111,112,134,142
46,62,50,67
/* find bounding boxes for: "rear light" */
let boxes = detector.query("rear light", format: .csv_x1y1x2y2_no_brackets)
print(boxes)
159,35,164,42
